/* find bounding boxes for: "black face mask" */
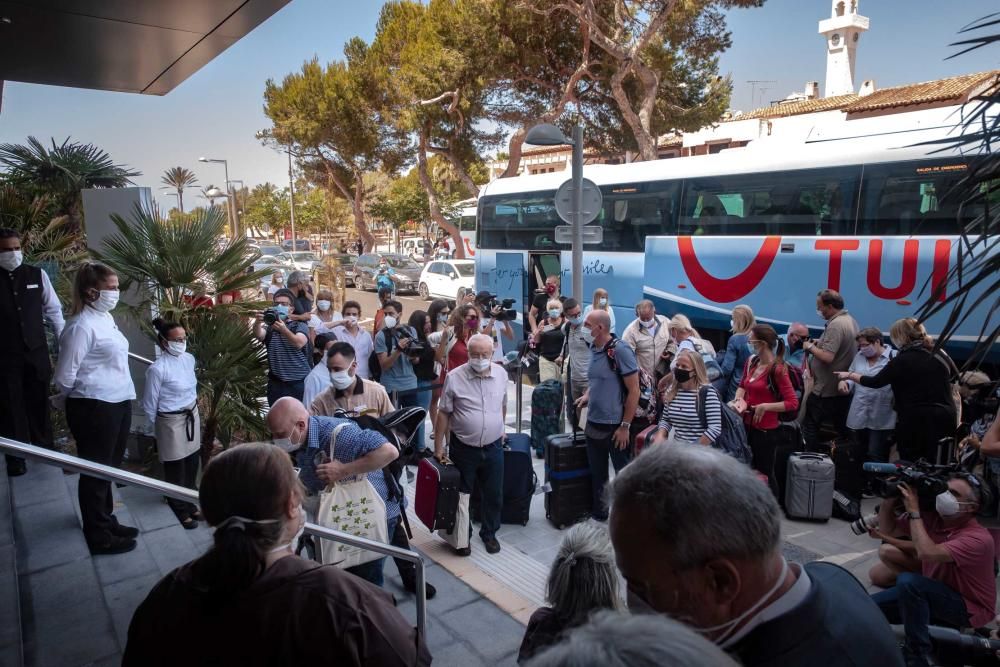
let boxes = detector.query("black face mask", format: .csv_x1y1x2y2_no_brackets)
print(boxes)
673,367,692,383
790,339,803,352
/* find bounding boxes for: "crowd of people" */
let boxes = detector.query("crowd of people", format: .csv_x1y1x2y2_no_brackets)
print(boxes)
4,224,1000,666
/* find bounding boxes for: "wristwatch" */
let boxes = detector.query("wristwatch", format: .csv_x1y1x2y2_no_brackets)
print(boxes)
907,511,921,520
619,421,631,430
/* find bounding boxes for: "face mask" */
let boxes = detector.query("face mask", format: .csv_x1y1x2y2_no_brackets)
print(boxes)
470,358,491,372
345,315,358,325
935,491,972,517
317,300,332,312
545,284,556,295
548,309,562,318
859,344,878,358
816,308,825,320
272,437,297,453
330,369,354,390
567,315,583,326
730,319,736,330
789,338,803,352
599,297,608,306
747,341,759,355
269,505,307,554
696,559,790,647
673,367,693,383
93,289,120,313
275,304,290,320
383,315,397,329
466,318,479,329
641,317,656,328
167,341,186,356
581,326,595,344
438,314,449,324
0,250,23,272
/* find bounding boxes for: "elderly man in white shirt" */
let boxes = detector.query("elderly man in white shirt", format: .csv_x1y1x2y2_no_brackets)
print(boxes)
434,334,507,555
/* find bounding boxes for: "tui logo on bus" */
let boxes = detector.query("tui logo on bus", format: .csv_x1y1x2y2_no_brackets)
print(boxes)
677,236,952,304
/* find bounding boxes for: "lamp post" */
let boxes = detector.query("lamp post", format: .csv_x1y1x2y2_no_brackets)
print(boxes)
287,149,297,251
199,157,238,238
524,122,584,303
160,190,179,210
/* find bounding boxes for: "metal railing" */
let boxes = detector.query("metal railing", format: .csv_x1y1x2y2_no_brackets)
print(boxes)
128,351,155,366
0,436,427,636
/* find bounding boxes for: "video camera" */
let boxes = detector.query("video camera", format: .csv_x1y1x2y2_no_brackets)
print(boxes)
901,625,1000,667
862,460,953,512
481,293,517,322
392,329,427,354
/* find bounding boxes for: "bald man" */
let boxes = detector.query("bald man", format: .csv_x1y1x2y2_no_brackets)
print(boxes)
434,334,508,555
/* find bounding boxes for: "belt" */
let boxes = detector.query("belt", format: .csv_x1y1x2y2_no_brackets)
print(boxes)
159,406,196,442
449,433,502,449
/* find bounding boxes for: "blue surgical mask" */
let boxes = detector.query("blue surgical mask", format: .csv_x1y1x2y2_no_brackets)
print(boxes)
275,304,290,320
581,326,595,343
746,341,757,355
567,315,584,326
548,308,562,318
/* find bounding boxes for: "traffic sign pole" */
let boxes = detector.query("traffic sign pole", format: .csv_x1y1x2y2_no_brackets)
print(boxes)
571,124,584,303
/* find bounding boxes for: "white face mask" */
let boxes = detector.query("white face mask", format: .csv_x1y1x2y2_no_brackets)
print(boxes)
92,289,120,313
599,297,608,306
272,421,306,453
166,341,186,356
730,319,736,330
345,315,358,325
697,558,790,648
581,326,595,343
816,308,825,320
0,250,23,272
330,369,354,390
470,358,491,372
641,317,656,328
383,315,397,329
935,491,974,517
269,505,307,554
317,300,332,312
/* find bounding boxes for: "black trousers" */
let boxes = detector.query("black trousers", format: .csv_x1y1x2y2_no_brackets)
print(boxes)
163,450,199,517
0,359,53,465
896,406,955,463
749,426,796,505
802,393,851,449
391,518,417,582
66,398,131,544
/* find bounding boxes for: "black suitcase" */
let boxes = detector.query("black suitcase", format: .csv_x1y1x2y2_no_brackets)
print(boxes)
544,432,592,528
825,438,866,502
471,434,537,525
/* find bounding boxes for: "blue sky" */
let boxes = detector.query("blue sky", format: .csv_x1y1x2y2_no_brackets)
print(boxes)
0,0,996,210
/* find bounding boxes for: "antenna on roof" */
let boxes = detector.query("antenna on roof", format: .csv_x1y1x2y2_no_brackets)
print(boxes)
746,80,778,108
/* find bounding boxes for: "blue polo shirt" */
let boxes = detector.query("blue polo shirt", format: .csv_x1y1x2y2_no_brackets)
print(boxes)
297,415,400,522
587,337,638,425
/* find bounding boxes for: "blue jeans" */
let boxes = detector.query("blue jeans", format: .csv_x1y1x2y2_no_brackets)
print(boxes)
408,383,433,451
345,516,399,588
872,572,969,664
585,422,632,520
449,437,504,540
267,377,304,407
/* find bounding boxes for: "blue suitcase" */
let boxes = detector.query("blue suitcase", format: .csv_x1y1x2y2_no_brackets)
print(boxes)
471,433,537,526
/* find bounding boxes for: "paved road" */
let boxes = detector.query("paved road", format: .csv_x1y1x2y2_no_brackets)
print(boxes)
339,285,437,324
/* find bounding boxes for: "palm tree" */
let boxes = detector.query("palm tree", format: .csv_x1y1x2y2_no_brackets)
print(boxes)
94,203,272,460
0,185,83,266
0,136,139,231
160,166,199,212
915,14,1000,366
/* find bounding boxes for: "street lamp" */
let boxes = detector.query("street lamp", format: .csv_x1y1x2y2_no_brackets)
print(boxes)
160,190,179,211
525,122,584,303
199,156,238,238
254,130,297,251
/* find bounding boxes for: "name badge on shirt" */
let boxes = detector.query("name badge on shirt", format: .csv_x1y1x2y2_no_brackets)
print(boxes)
27,284,39,289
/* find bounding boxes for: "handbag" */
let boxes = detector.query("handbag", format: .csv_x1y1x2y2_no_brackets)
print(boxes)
317,424,389,568
438,492,471,550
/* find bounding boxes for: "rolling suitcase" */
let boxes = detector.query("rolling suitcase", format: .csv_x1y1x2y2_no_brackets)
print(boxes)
415,457,461,532
470,433,537,525
785,452,835,521
824,438,865,503
634,424,658,456
544,431,592,528
531,379,564,458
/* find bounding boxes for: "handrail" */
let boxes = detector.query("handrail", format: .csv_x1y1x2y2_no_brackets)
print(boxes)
0,437,426,636
128,352,154,366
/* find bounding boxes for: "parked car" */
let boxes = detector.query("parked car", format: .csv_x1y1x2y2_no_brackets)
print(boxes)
418,259,475,301
281,238,312,251
257,244,283,257
321,253,357,286
276,251,323,272
353,253,423,293
400,236,433,262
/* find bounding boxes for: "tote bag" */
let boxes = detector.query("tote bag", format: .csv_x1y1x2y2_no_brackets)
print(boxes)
438,492,471,550
318,424,389,568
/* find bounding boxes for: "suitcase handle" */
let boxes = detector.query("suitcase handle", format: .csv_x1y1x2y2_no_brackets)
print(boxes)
792,452,828,461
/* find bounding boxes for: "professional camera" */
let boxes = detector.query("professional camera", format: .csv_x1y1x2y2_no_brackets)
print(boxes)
262,307,281,325
484,294,518,322
863,461,952,512
849,511,880,536
392,330,426,355
903,625,1000,667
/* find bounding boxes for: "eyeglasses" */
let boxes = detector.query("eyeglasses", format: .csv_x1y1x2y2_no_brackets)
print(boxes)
440,311,451,316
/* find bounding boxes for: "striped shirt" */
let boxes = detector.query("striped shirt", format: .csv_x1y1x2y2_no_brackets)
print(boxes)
266,320,312,382
657,387,722,443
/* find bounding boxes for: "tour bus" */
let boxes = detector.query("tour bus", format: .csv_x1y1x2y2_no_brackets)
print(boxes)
451,200,478,258
474,114,996,360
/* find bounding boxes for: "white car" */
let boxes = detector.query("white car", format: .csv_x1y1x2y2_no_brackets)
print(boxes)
276,251,322,272
418,259,475,301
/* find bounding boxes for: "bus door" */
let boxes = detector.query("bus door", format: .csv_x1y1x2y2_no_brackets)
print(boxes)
491,252,528,350
528,252,562,316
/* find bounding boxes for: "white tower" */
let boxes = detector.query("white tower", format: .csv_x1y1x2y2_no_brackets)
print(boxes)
818,0,869,97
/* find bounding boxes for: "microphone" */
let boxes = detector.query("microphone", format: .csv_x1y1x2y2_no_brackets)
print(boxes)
862,462,900,474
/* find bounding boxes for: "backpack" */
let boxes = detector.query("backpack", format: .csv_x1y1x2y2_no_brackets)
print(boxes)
603,337,657,420
368,328,393,382
750,356,804,422
697,385,752,464
692,339,723,382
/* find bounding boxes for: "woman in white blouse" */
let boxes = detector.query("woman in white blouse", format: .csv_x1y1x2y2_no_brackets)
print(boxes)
141,317,202,528
53,262,138,555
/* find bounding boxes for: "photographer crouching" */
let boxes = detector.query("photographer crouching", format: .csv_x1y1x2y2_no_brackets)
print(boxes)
868,471,996,666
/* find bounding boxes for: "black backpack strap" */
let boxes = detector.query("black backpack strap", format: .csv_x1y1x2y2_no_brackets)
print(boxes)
698,385,709,430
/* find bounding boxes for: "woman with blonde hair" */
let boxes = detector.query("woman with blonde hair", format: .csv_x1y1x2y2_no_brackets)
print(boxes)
669,314,715,356
715,304,756,402
583,287,616,335
518,521,623,663
837,317,959,462
650,350,722,447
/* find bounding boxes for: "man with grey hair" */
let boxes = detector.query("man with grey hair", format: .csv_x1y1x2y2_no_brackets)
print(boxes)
525,610,739,667
285,270,313,324
434,333,507,554
608,445,903,666
621,299,672,380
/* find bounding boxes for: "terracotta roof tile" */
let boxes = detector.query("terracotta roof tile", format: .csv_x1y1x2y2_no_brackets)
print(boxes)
737,94,859,120
843,70,1000,113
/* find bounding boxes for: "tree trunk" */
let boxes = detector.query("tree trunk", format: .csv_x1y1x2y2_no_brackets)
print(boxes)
501,125,529,179
417,128,464,258
610,66,659,161
320,160,375,252
177,189,185,213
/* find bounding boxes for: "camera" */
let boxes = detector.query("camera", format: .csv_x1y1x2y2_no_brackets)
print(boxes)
484,295,517,322
863,461,952,512
393,331,426,354
262,307,280,325
849,511,880,536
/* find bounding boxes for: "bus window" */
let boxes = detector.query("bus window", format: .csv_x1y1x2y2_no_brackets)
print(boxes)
596,180,679,252
857,159,976,236
460,215,476,232
479,195,559,249
680,166,860,236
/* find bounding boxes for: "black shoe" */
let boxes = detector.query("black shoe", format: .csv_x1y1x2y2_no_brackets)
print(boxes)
5,457,26,477
483,537,501,554
455,546,472,557
110,523,140,539
403,577,438,599
89,536,137,556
